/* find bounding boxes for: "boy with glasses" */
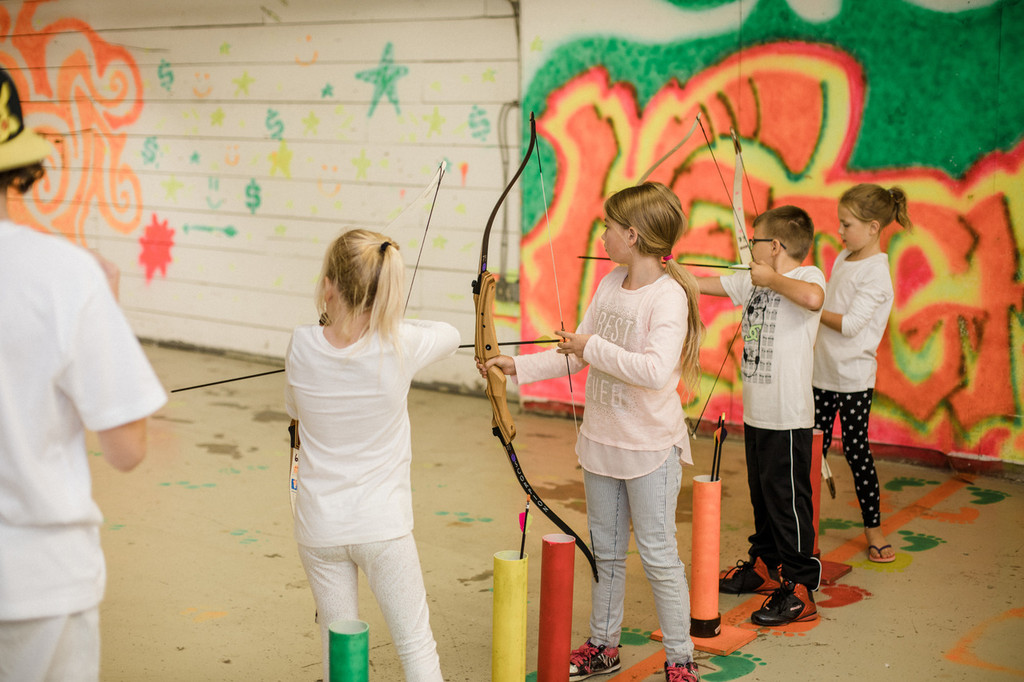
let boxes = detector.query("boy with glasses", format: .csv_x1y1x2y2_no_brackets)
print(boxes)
691,205,825,626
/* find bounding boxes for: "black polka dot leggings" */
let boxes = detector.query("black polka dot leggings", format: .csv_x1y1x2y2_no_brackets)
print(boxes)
813,387,881,528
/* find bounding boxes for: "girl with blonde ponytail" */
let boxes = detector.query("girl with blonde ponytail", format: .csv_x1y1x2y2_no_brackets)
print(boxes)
478,182,702,681
286,228,459,682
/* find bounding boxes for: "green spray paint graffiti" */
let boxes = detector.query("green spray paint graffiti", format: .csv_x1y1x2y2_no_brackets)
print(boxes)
356,42,408,117
517,0,1024,461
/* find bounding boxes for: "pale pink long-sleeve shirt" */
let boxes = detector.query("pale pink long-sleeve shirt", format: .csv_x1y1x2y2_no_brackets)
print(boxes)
514,267,693,478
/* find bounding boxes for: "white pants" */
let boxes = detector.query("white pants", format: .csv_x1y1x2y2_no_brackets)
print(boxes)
298,533,443,682
0,607,99,682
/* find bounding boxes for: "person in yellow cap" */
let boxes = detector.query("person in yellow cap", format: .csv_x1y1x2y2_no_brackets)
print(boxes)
0,68,166,681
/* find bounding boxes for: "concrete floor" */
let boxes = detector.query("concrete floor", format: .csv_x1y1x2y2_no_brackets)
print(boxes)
88,343,1024,681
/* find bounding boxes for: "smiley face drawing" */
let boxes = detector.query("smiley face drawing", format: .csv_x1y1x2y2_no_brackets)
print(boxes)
316,163,341,198
295,34,318,66
192,72,212,98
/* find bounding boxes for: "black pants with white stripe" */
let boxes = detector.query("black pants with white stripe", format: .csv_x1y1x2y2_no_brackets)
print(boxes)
743,424,821,590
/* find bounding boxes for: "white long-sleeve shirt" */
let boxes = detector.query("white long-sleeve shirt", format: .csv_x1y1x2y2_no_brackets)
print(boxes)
514,267,693,478
813,251,893,392
285,319,459,547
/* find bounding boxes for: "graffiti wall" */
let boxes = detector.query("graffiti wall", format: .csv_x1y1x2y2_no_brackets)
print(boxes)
517,0,1024,463
5,0,1021,462
2,0,522,387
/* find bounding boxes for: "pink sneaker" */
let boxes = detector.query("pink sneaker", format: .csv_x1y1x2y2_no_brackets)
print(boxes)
568,639,621,680
665,660,701,681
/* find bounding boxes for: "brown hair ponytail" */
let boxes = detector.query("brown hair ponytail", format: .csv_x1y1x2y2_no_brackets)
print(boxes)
604,182,705,389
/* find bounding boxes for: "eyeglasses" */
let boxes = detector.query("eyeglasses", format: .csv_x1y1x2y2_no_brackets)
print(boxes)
749,238,787,250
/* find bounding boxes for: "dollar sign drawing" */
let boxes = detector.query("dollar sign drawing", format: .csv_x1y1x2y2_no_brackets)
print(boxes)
468,105,490,142
245,178,262,214
158,59,174,93
141,137,159,166
266,109,284,140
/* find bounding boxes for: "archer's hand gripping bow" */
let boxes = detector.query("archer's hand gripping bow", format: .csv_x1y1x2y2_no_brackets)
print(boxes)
473,113,599,581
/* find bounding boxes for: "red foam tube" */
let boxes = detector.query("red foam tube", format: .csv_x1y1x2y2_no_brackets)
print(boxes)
537,533,575,682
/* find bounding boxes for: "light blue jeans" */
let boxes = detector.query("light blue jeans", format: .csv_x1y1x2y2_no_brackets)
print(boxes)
583,454,695,665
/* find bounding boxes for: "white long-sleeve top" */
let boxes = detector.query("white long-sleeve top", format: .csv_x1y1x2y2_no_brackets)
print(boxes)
285,319,459,547
514,267,693,478
813,251,893,392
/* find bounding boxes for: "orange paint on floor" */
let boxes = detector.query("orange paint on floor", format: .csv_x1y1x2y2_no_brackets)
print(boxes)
607,477,971,681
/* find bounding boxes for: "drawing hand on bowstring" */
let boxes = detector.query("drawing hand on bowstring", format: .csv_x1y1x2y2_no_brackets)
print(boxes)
555,329,590,360
749,258,778,289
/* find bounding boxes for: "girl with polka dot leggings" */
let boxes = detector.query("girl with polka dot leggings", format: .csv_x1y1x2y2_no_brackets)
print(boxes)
813,388,886,550
812,183,912,563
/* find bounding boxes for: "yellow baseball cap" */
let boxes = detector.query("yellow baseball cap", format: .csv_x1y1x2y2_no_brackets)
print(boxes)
0,68,54,173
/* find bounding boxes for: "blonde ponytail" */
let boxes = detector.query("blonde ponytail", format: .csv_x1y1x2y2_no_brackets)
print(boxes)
316,228,405,346
664,259,705,389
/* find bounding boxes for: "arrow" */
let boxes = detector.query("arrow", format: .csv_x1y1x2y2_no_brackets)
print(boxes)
577,255,749,270
170,338,561,392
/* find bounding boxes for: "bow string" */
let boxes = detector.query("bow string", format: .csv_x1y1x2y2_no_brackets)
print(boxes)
687,119,759,437
169,164,447,394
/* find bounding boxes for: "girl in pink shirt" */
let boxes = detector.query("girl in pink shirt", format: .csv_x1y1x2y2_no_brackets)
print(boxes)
480,182,704,682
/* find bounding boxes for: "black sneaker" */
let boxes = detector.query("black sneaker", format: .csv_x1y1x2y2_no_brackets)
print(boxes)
568,639,621,680
751,579,818,626
719,557,780,595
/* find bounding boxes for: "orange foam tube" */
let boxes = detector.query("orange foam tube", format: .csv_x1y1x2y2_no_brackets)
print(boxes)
690,475,721,623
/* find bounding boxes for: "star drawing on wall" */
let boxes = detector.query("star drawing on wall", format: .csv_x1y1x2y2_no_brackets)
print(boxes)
269,140,293,177
355,42,408,117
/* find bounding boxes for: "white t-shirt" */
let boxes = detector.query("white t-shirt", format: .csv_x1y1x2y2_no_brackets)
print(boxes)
0,221,167,620
720,265,825,430
285,319,459,547
514,267,693,478
813,251,893,392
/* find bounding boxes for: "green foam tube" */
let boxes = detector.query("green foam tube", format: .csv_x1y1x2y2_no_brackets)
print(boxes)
329,619,369,682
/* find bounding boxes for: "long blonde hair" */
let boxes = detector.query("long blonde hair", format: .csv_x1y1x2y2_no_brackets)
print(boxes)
603,182,705,389
315,228,404,345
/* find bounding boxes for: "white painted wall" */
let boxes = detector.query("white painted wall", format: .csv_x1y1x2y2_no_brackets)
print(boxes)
14,0,527,389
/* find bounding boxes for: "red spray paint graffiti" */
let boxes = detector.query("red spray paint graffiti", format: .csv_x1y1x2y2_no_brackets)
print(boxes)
138,214,174,283
519,43,1024,461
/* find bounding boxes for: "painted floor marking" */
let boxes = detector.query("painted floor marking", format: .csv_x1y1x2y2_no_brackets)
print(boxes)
605,477,970,680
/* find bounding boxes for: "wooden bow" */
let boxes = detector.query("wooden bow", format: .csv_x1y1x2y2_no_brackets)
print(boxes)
473,112,598,580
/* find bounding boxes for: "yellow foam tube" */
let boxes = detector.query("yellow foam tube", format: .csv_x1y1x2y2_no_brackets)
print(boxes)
492,550,528,682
